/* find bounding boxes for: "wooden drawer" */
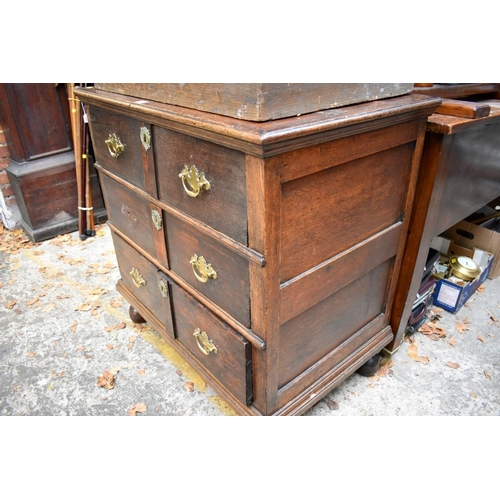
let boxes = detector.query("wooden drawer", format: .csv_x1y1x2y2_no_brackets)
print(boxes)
100,173,167,265
154,127,248,245
88,106,152,192
165,212,250,327
169,278,252,405
111,231,174,337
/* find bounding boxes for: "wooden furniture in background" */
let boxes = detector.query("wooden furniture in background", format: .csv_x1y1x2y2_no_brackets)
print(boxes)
0,83,106,241
76,85,440,415
389,95,500,352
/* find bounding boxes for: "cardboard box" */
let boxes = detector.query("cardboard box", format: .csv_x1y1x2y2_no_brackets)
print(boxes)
440,220,500,279
430,227,494,313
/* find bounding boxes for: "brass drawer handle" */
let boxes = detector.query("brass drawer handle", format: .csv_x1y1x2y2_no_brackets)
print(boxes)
179,164,211,198
190,254,217,283
193,328,218,356
140,126,151,152
130,267,146,288
105,133,125,158
151,207,162,231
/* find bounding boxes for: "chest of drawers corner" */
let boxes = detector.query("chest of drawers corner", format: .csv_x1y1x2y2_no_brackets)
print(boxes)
75,86,440,416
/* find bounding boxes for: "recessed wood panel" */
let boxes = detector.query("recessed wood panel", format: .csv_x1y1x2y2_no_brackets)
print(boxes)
155,127,248,244
280,143,413,282
100,173,159,260
89,107,147,191
170,280,252,405
111,231,175,337
165,213,250,327
278,259,393,388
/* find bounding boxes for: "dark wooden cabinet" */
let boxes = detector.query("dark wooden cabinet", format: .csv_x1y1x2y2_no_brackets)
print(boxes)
0,83,106,241
76,85,440,416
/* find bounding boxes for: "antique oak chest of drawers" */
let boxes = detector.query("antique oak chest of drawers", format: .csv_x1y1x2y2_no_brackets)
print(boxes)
75,86,440,416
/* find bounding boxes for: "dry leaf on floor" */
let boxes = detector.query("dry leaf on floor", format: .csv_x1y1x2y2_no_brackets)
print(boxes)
184,381,195,392
376,360,395,378
128,403,147,416
97,371,116,389
463,317,471,324
327,399,339,410
447,336,457,346
407,343,429,364
446,361,460,369
26,352,37,358
476,285,485,293
104,322,126,332
137,369,146,376
477,335,485,343
484,370,492,380
70,321,78,333
490,315,498,322
6,300,17,309
456,323,469,333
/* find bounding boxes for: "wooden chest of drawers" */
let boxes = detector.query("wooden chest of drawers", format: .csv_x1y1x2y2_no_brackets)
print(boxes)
75,86,440,416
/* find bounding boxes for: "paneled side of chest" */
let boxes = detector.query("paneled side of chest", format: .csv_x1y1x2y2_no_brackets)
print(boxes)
80,90,439,416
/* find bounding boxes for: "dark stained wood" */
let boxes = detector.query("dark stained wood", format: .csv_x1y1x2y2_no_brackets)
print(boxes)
77,86,440,416
95,83,413,121
280,223,403,324
165,212,250,328
99,171,160,261
169,276,252,405
278,260,393,389
75,87,441,158
0,83,72,162
111,231,175,337
6,151,106,242
95,163,264,266
435,98,490,119
412,83,500,99
390,106,500,351
88,106,147,191
109,221,264,350
280,143,413,282
154,127,248,244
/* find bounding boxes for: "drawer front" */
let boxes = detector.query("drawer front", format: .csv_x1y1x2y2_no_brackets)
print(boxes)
154,127,248,245
100,173,166,265
170,279,252,405
165,212,250,327
88,106,150,192
111,231,174,337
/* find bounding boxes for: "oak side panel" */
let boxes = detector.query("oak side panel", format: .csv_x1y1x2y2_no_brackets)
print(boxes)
280,143,413,282
278,259,394,388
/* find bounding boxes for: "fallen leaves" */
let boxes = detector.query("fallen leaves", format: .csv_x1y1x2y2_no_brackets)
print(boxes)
418,321,446,341
26,352,37,358
97,368,119,389
456,323,469,334
184,381,195,392
407,343,429,364
484,370,492,380
128,403,147,416
327,399,340,411
446,362,460,369
104,322,126,332
477,335,486,343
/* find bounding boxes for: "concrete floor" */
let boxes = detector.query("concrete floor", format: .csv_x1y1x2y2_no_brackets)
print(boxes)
1,223,499,416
